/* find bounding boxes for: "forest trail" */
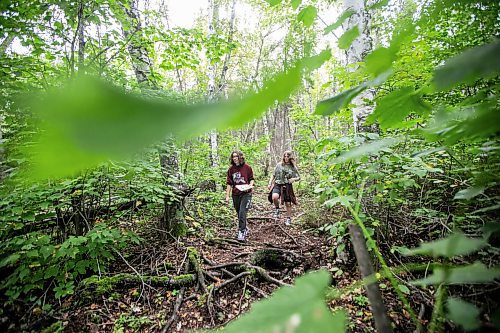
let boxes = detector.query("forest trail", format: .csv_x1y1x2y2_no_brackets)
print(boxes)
63,190,413,333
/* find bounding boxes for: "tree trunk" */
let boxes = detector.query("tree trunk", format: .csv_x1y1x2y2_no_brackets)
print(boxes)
77,0,85,72
122,0,156,88
159,140,185,237
121,0,184,235
207,0,219,169
349,223,393,333
343,0,376,134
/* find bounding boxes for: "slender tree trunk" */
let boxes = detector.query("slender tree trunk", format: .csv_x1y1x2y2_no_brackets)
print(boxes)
121,0,184,236
77,0,85,72
349,223,393,333
122,0,156,88
159,139,184,235
207,0,219,169
343,0,376,134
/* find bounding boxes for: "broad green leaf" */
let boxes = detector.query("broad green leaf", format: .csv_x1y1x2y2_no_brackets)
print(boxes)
290,0,301,10
364,47,397,77
454,186,485,200
446,298,481,331
24,51,330,180
368,0,389,10
323,195,356,208
338,26,360,49
423,101,500,144
297,5,317,27
315,84,367,115
265,0,282,6
332,138,399,164
398,284,410,295
312,69,394,116
433,41,500,91
412,262,500,285
324,9,355,34
214,270,345,333
403,233,486,258
367,87,430,129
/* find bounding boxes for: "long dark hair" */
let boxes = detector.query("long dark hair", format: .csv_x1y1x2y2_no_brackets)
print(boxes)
281,150,296,168
229,150,245,166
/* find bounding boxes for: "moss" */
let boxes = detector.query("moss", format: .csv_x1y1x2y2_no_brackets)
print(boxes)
79,273,196,300
41,321,63,333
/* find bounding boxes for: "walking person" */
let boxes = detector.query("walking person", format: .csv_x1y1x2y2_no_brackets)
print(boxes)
268,151,300,226
226,150,254,241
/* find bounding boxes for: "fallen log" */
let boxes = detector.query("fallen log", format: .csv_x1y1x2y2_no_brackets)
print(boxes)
79,273,196,300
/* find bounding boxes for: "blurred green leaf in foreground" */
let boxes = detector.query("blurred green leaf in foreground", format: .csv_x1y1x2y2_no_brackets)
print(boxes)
204,270,346,333
23,50,331,180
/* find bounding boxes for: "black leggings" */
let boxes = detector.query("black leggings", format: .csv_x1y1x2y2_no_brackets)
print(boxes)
232,193,252,232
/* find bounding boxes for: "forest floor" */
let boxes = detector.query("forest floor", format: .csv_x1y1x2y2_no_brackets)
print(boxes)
29,191,416,333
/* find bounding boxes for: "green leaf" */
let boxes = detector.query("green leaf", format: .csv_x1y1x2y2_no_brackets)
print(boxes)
265,0,282,6
332,138,399,164
412,262,500,285
290,0,301,10
0,253,20,267
324,9,355,34
338,26,360,49
24,52,329,180
364,47,397,77
398,284,410,295
39,246,54,259
315,85,367,116
446,298,481,331
323,195,356,208
297,5,317,27
403,233,486,258
368,0,389,10
454,186,485,200
315,70,392,116
216,270,345,333
433,41,500,91
367,87,430,129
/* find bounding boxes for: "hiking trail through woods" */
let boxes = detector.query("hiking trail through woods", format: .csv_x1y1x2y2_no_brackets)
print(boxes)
60,190,415,333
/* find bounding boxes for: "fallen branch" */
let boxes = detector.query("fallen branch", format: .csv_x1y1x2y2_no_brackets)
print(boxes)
202,255,267,298
160,253,190,333
79,273,195,300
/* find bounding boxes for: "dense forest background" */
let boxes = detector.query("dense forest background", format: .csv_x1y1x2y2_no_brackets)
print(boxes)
0,0,499,332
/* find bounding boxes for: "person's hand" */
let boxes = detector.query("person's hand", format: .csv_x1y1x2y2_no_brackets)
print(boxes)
225,196,230,204
268,183,272,190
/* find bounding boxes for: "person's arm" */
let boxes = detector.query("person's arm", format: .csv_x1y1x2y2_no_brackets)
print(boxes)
268,175,275,190
248,166,255,188
225,184,232,203
289,167,301,183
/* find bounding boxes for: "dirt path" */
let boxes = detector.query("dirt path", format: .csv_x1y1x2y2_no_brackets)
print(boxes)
63,191,412,333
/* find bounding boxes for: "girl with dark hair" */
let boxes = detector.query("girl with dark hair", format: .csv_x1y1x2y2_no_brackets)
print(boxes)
226,150,254,241
268,150,300,225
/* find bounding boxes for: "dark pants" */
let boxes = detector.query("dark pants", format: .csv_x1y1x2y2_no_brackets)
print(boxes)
232,193,252,232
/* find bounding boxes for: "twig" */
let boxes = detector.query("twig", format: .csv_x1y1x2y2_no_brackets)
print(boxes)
113,248,149,301
238,277,248,314
160,255,190,333
206,261,246,270
214,271,252,292
275,222,300,246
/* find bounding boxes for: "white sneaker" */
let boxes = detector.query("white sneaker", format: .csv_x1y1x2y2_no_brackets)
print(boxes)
273,208,280,219
285,218,291,226
237,230,246,241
